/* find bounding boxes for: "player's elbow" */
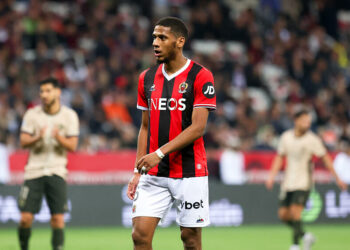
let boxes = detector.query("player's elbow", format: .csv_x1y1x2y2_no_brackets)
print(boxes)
20,139,29,148
193,124,206,139
19,135,28,148
67,138,79,152
68,144,78,152
20,141,26,148
66,143,78,152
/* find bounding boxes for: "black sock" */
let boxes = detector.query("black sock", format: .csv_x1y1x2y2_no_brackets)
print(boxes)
292,220,305,245
18,227,31,250
284,220,293,228
52,228,64,250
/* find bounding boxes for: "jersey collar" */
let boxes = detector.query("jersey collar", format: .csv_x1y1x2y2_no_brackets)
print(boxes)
162,59,191,81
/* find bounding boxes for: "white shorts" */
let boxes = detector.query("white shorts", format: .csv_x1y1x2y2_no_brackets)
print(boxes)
132,175,210,227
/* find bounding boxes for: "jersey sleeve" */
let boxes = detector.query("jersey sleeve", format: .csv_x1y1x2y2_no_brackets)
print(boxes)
277,133,287,156
20,110,35,135
66,110,80,137
312,135,327,157
193,68,216,110
137,69,149,110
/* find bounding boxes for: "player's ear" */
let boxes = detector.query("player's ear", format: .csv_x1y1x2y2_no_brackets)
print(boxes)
56,87,61,96
177,36,185,49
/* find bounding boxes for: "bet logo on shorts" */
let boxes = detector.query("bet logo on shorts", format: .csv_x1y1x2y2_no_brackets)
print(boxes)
180,200,204,210
202,82,215,98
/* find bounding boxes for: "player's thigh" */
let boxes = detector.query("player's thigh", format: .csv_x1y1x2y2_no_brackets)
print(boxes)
289,204,304,220
290,190,310,207
171,176,210,227
132,175,173,219
132,216,160,241
279,190,293,207
18,177,44,214
278,206,291,221
44,175,68,214
289,191,309,220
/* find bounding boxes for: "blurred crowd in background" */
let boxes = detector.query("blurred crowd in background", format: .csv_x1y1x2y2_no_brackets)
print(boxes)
0,0,350,154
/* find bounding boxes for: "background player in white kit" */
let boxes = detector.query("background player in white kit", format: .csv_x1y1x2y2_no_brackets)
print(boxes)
18,78,79,250
266,110,347,250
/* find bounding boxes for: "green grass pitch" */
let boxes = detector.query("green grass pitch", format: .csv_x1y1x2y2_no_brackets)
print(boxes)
0,224,349,250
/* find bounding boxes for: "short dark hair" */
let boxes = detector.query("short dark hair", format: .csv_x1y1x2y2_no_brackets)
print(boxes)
155,17,188,40
340,136,350,147
39,78,61,88
293,109,309,119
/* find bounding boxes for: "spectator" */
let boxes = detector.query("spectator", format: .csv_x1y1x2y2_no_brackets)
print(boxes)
0,131,10,184
219,136,246,185
334,137,350,184
0,0,348,152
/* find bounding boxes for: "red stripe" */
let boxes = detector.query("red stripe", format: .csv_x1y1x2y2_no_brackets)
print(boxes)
194,137,208,176
148,65,163,176
168,62,193,178
137,69,149,108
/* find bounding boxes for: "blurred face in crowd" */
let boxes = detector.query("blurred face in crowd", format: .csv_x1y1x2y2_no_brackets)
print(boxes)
294,113,311,134
152,25,185,64
40,83,60,108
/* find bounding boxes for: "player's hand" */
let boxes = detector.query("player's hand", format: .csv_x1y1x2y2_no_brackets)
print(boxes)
33,127,46,142
336,178,348,191
39,126,47,138
265,178,274,190
52,126,59,139
127,173,141,200
136,152,162,174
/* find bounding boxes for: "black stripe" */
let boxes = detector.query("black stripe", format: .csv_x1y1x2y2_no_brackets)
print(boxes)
181,63,203,177
143,65,159,154
157,77,175,177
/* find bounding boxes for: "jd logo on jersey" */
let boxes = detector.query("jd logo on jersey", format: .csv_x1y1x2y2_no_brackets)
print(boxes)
202,82,215,98
181,200,204,210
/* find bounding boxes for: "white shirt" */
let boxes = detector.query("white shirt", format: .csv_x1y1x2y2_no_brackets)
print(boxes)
0,143,10,184
334,152,350,184
219,149,246,185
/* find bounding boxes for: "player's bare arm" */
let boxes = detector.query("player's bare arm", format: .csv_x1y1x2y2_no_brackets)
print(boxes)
321,154,348,191
266,154,284,190
52,126,78,152
20,127,46,148
136,107,209,173
127,110,149,200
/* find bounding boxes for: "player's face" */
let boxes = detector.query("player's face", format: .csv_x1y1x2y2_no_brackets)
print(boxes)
39,83,60,107
295,114,312,133
152,25,183,64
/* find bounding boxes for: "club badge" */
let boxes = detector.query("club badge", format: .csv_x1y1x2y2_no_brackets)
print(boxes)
178,82,188,94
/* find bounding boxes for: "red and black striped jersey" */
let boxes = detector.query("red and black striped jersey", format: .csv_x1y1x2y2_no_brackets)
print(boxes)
137,59,216,178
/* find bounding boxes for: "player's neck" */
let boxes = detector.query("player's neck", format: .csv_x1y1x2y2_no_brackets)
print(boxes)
294,128,306,137
43,101,61,115
163,54,187,75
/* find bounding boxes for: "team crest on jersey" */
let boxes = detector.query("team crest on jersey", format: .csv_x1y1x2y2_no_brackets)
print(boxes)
178,82,188,94
150,84,155,91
